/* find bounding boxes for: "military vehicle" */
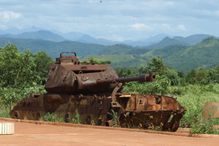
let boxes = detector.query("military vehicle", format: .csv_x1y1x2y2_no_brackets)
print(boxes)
10,52,185,132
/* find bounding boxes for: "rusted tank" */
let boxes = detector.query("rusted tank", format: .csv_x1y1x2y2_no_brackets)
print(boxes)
10,52,185,132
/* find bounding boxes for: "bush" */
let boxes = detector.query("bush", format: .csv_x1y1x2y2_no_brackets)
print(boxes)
191,119,219,134
123,75,170,95
71,113,81,124
177,84,219,129
0,107,10,118
0,85,46,110
41,113,64,122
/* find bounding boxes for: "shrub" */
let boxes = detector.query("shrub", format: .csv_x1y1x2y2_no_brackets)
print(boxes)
41,113,64,122
71,113,81,124
191,118,219,134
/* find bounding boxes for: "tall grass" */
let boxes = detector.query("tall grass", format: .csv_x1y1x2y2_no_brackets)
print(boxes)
175,84,219,134
0,107,10,118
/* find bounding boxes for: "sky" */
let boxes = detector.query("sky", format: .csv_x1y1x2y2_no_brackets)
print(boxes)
0,0,219,41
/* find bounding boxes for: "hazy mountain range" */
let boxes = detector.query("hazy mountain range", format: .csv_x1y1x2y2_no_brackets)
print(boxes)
0,30,212,46
0,30,218,71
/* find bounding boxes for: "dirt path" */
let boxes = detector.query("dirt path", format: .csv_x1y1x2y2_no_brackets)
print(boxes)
0,120,219,146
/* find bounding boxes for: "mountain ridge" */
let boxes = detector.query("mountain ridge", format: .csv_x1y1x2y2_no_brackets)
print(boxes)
0,30,212,47
0,33,218,72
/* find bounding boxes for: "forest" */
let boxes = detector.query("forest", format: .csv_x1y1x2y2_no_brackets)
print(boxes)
0,44,219,134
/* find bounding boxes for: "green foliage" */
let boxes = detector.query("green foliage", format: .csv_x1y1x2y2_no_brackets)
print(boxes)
191,119,219,134
41,113,81,124
71,113,81,124
1,36,219,72
82,57,111,64
0,85,46,110
139,57,166,74
116,67,139,77
0,44,51,110
0,44,53,87
41,113,64,122
123,76,170,95
0,107,10,118
176,84,219,132
186,67,219,84
109,109,120,127
34,51,53,82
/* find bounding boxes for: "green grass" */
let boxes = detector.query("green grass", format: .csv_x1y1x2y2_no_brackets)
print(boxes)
176,84,219,126
175,84,219,134
0,107,10,118
41,112,81,124
41,113,64,122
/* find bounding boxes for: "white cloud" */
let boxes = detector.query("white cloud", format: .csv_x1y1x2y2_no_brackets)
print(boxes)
0,11,21,21
177,24,187,31
130,23,151,31
160,23,172,31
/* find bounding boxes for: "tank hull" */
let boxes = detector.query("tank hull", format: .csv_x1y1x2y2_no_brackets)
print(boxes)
10,93,185,132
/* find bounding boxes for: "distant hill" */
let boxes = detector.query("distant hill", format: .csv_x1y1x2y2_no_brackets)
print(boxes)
0,29,211,47
121,34,167,47
0,35,218,72
173,34,211,45
0,37,110,57
145,34,211,49
74,34,116,45
93,37,219,71
0,30,66,42
165,37,219,71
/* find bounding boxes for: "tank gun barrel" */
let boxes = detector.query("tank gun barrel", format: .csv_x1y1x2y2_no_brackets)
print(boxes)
78,73,155,89
115,74,155,83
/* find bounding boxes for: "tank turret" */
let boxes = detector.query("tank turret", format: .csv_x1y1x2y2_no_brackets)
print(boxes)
45,52,155,94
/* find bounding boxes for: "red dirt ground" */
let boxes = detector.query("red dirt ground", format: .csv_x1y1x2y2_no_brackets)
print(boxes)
0,120,219,146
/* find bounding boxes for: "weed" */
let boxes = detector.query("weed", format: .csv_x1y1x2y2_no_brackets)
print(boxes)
41,113,64,122
71,113,81,124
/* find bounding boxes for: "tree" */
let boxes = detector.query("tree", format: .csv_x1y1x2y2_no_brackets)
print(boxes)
0,44,53,87
140,57,167,75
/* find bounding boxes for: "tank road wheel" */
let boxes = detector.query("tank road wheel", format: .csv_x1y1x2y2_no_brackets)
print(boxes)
119,112,135,128
10,111,22,119
119,113,128,128
170,120,180,132
162,113,183,132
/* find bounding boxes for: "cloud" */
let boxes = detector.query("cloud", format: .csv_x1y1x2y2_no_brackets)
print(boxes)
130,23,152,31
0,11,21,21
177,24,187,31
0,1,219,39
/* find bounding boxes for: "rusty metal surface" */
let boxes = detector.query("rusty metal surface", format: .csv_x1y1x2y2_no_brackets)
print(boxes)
10,52,185,132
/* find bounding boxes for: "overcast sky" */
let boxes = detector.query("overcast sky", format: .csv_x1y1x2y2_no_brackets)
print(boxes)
0,0,219,41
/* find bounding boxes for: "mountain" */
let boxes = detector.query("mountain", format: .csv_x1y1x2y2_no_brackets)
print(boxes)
75,34,116,45
58,31,116,45
145,34,211,49
0,29,211,47
0,34,218,72
60,32,86,41
0,30,66,42
173,34,211,45
122,34,167,47
165,37,219,71
0,37,136,58
92,37,219,71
